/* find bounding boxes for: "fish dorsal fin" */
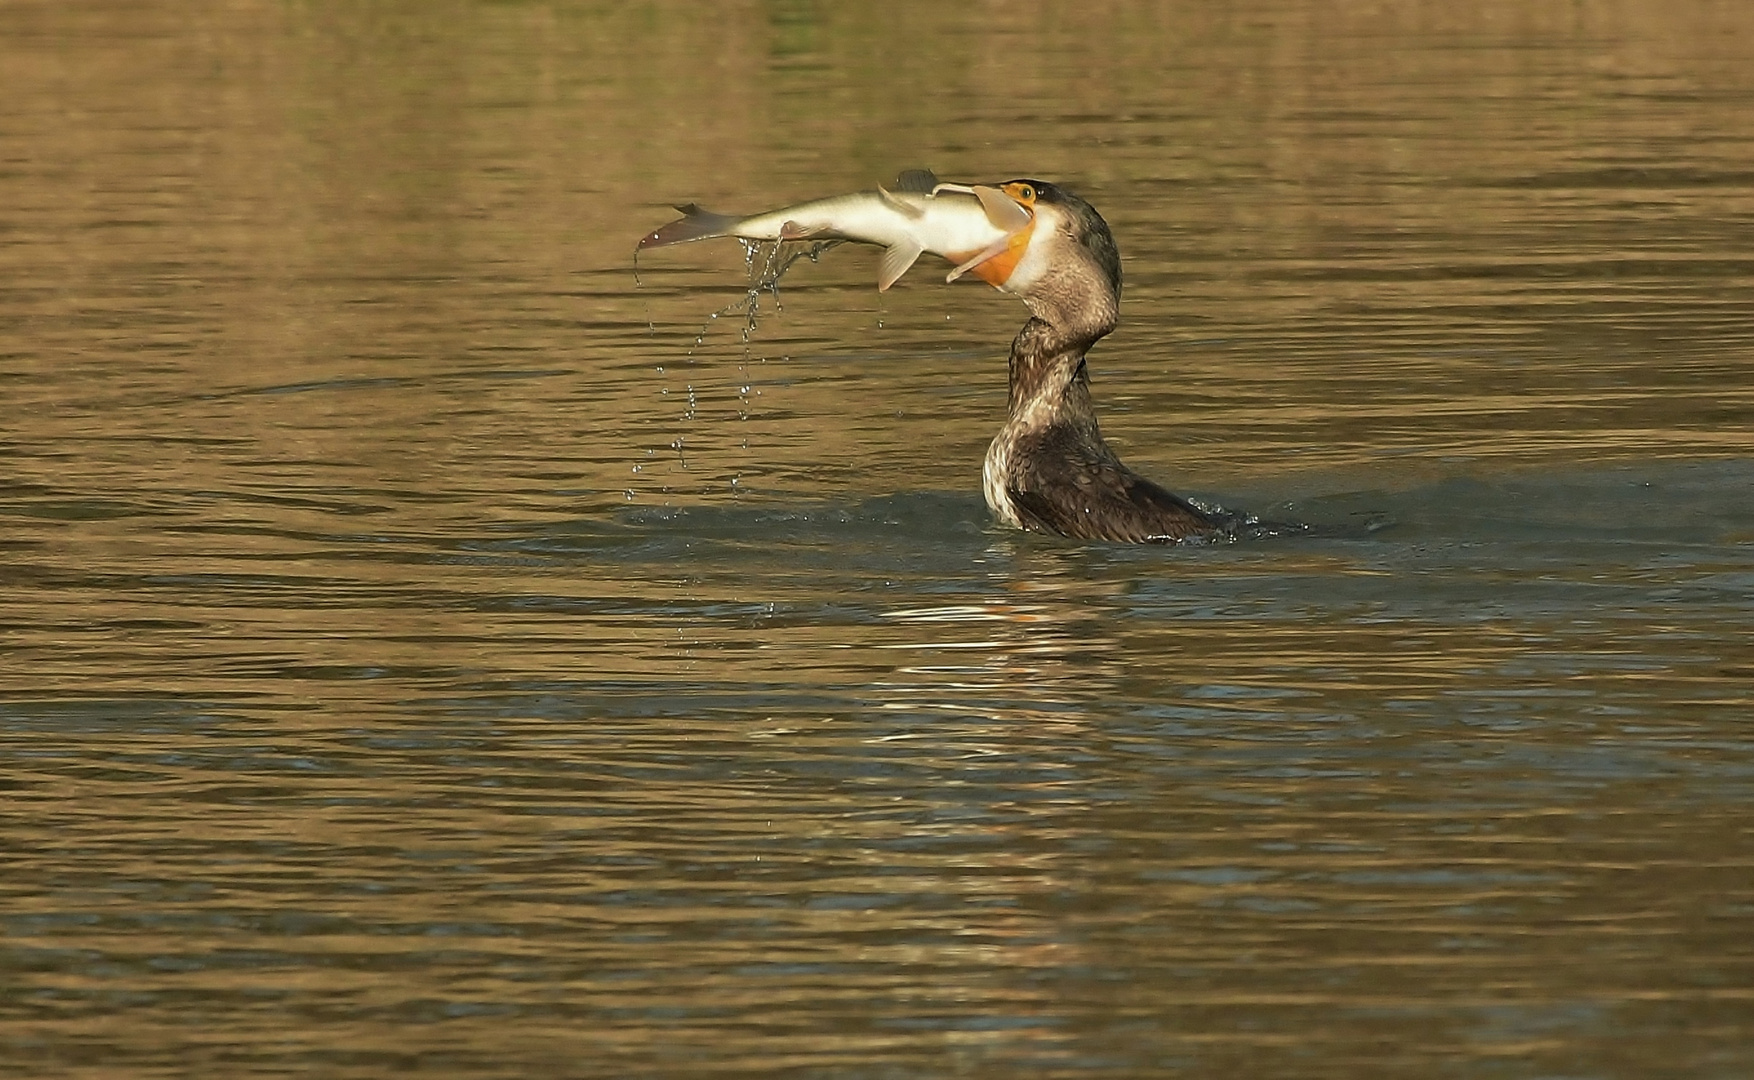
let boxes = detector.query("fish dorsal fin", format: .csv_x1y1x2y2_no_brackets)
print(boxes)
971,185,1032,233
891,169,940,193
877,237,925,291
876,185,926,219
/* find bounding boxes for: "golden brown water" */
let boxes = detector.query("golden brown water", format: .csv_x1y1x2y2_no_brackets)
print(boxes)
4,2,1752,1077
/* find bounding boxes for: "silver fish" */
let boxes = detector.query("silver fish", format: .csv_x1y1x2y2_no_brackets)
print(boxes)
637,170,1038,292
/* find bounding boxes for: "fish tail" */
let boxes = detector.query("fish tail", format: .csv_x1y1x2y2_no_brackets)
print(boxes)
637,204,743,249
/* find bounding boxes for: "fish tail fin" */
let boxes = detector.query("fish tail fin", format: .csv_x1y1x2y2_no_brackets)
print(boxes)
638,204,743,249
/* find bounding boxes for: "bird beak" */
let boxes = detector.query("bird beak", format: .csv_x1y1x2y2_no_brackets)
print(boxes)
932,182,1032,233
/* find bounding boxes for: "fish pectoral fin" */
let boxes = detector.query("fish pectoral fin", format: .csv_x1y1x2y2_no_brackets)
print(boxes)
944,237,1012,284
971,185,1032,232
876,185,926,219
877,238,925,292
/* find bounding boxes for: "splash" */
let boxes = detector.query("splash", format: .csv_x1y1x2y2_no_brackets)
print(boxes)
679,237,843,351
633,228,843,351
629,234,843,506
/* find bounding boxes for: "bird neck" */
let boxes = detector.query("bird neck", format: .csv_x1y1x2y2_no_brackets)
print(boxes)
1005,312,1107,417
1019,250,1119,351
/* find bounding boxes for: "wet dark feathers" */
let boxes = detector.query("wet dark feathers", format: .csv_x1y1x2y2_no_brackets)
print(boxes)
1004,423,1223,544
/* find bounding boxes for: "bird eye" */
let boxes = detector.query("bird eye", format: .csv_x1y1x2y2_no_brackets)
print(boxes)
1018,184,1035,201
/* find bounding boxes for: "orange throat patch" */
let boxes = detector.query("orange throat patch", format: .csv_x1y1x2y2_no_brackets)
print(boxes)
952,221,1035,288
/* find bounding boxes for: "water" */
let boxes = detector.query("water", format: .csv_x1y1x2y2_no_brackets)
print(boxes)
4,2,1753,1076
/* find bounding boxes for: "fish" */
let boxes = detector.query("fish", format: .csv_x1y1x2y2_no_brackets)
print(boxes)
636,170,1038,292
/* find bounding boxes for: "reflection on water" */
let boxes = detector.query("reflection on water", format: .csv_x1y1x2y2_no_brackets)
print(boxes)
4,1,1753,1077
